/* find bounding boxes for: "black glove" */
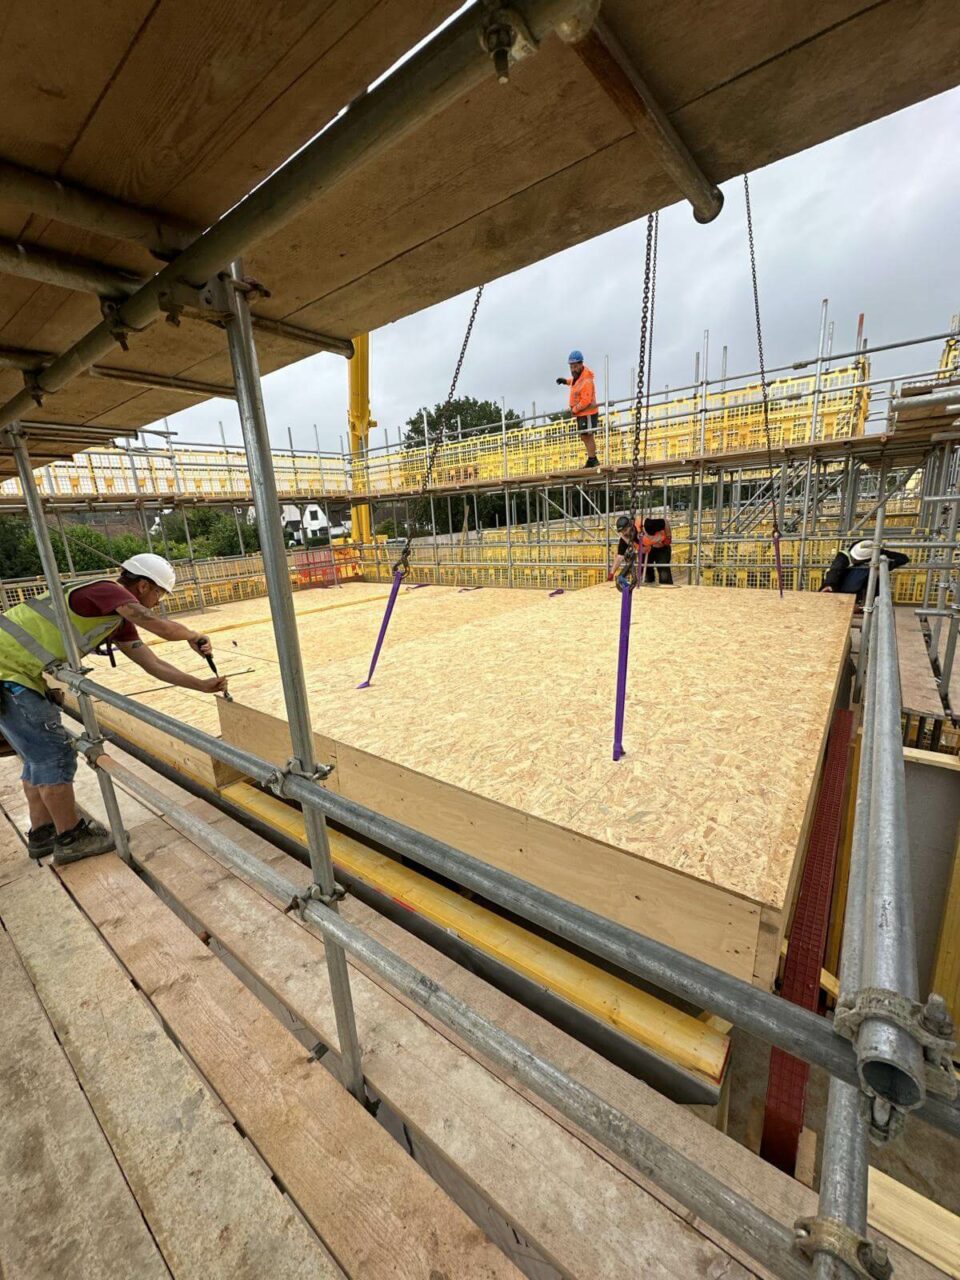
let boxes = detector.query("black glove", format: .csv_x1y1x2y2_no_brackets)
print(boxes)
556,377,566,386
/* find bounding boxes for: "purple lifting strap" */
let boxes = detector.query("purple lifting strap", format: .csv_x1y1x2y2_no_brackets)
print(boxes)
772,530,785,598
357,570,403,688
612,583,633,761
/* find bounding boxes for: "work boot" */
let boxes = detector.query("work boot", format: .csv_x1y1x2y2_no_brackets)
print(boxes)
53,817,115,865
26,822,56,859
585,455,599,468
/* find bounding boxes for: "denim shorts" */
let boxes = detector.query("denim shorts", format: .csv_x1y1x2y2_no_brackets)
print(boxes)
0,682,77,786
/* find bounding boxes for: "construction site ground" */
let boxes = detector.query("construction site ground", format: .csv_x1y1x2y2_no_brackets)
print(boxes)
1,744,955,1280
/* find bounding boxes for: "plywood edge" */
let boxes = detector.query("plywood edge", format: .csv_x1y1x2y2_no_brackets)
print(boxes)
218,697,761,984
904,746,960,772
868,1168,960,1278
64,688,239,789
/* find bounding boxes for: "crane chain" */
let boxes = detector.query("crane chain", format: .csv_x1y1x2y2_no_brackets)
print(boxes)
395,284,485,574
743,175,780,538
743,174,785,595
617,214,655,595
630,215,655,521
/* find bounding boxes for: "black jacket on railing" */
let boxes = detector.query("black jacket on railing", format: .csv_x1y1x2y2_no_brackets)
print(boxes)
819,547,910,603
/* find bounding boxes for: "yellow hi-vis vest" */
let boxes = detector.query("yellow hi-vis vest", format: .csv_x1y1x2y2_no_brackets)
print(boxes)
0,583,122,695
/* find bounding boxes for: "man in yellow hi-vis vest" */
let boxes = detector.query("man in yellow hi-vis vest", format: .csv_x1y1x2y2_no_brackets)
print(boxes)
0,554,226,864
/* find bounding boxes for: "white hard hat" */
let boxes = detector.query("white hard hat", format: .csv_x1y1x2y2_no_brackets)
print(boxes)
121,553,176,593
849,540,873,563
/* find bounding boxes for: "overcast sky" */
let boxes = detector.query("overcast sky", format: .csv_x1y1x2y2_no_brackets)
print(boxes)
160,84,960,455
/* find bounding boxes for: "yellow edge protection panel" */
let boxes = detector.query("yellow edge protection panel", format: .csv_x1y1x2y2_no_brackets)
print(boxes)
220,780,729,1085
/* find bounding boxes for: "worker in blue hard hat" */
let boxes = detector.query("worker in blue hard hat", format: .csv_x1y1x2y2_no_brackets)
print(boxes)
557,349,599,469
0,554,226,866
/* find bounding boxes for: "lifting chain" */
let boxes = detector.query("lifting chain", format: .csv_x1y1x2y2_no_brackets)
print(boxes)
617,214,657,594
394,284,485,576
743,173,785,594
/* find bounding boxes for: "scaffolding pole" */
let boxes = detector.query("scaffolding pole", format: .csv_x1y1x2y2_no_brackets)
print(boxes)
221,261,365,1104
6,426,131,863
47,663,960,1140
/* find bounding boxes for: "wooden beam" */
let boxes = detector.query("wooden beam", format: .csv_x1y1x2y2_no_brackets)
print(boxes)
61,853,519,1280
220,779,730,1084
122,817,755,1278
0,865,342,1279
0,918,169,1279
932,825,960,1026
868,1168,960,1279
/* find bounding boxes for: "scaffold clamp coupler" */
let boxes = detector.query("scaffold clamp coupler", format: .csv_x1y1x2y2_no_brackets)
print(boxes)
835,987,958,1100
793,1217,891,1280
300,880,347,908
266,757,335,797
21,369,45,406
100,298,132,350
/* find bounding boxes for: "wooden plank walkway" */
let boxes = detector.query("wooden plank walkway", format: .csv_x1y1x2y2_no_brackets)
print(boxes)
895,607,944,717
122,816,740,1279
119,793,945,1280
62,853,518,1280
0,861,340,1280
0,916,170,1280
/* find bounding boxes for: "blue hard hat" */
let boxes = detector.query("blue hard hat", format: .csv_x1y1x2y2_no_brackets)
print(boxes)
568,349,584,363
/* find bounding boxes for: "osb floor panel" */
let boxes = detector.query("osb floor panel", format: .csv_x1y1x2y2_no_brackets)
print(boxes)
79,582,546,737
80,583,853,912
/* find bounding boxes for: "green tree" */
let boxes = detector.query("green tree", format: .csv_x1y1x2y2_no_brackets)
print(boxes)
403,397,523,534
402,396,520,449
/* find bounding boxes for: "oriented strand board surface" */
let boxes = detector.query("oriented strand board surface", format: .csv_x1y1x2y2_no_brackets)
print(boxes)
79,583,546,741
214,584,851,912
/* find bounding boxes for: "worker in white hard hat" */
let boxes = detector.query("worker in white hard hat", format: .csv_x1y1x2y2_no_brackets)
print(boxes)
0,554,226,865
819,539,910,604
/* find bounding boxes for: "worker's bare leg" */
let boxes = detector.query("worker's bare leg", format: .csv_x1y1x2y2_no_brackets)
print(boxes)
581,431,598,460
23,780,79,833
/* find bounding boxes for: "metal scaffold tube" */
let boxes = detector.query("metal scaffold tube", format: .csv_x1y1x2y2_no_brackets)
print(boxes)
93,752,809,1280
46,665,960,1138
6,426,131,864
858,560,924,1108
221,260,366,1105
813,593,878,1280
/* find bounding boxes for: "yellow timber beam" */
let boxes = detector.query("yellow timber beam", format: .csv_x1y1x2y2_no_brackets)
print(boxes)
220,779,730,1086
347,333,373,545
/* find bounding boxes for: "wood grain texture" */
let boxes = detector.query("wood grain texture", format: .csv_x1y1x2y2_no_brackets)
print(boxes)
62,853,519,1280
125,777,942,1280
895,608,943,717
0,865,341,1280
932,826,960,1025
869,1168,960,1278
130,817,753,1280
0,920,169,1280
204,584,851,983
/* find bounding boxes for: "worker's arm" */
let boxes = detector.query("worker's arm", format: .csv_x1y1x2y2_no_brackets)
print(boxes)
116,602,212,655
118,640,226,693
819,552,849,593
881,549,910,569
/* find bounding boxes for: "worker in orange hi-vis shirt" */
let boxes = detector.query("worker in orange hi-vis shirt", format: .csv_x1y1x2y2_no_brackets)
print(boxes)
557,349,599,468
